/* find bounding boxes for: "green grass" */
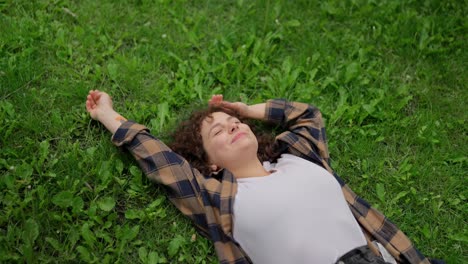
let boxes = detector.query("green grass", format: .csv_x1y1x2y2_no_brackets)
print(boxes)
1,0,466,263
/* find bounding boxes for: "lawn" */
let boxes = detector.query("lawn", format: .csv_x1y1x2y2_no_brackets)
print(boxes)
0,0,466,263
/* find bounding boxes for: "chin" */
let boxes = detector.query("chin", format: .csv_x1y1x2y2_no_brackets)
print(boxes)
237,141,258,155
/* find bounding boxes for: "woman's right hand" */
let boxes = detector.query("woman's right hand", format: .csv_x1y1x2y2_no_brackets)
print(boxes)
208,94,266,120
208,94,250,117
85,90,126,134
86,90,114,121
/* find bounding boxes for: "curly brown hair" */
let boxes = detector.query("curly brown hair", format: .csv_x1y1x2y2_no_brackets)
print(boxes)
169,106,281,177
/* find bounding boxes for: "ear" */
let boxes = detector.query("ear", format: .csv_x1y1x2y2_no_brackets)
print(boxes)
210,165,218,172
210,164,223,175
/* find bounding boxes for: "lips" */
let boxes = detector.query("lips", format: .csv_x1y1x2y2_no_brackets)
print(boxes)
231,132,246,143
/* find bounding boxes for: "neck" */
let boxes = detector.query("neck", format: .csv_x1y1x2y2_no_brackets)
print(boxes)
229,158,270,179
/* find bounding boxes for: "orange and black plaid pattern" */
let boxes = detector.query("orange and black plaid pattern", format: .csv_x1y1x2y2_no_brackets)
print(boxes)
112,99,431,264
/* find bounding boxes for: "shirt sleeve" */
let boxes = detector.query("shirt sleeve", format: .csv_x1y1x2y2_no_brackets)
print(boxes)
264,99,331,170
111,121,208,229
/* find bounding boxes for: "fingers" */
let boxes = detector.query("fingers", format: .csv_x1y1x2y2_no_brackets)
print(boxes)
86,90,102,113
85,100,92,112
88,90,106,105
209,94,223,106
86,93,94,110
89,90,101,100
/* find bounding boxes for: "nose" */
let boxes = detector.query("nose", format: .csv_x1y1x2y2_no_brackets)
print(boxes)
229,122,239,133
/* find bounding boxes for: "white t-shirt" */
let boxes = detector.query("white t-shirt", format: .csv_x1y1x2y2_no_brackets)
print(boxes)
233,154,367,264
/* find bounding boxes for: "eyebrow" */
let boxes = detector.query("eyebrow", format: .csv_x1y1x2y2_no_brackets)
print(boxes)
208,116,237,135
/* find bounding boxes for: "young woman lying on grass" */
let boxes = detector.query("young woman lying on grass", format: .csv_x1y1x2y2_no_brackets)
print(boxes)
86,90,444,264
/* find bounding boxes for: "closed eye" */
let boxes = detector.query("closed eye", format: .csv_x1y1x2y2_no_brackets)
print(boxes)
208,116,242,137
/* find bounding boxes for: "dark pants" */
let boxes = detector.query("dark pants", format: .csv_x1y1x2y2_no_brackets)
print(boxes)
335,246,391,264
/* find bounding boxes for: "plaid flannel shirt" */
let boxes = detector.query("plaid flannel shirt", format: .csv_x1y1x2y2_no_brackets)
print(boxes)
112,99,431,264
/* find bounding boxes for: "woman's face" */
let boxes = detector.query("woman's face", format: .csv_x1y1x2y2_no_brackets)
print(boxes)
200,111,258,171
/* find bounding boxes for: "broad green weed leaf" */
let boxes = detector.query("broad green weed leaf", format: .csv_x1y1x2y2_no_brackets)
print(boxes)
281,57,292,74
125,209,143,220
193,73,203,101
448,233,468,243
103,220,113,229
129,166,142,178
395,95,413,111
157,102,169,132
98,197,115,212
150,118,158,132
87,202,97,218
107,63,118,81
399,159,413,173
376,183,386,202
72,197,84,213
147,196,165,209
285,19,301,27
114,176,126,186
420,224,431,239
124,225,140,241
129,171,144,193
321,2,339,15
374,136,385,143
76,245,92,262
418,19,430,50
86,147,97,156
38,140,49,165
98,161,111,176
117,224,140,242
447,156,467,164
166,51,184,64
45,237,61,251
92,64,102,80
20,243,34,263
168,235,185,257
148,251,160,264
393,191,408,202
397,85,410,95
52,191,74,208
81,223,96,247
0,158,7,169
115,159,124,175
1,101,15,117
97,161,112,188
344,62,360,83
16,163,33,179
23,218,39,243
448,198,460,206
54,28,66,47
95,229,112,244
2,173,15,190
309,68,318,82
138,246,148,263
362,104,375,115
102,254,113,263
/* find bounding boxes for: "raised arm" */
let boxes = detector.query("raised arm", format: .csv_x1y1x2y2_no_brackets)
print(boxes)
263,99,331,168
85,90,209,231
